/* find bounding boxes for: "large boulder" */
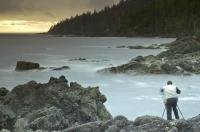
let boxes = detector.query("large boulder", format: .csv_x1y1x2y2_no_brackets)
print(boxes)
1,76,111,131
15,61,40,71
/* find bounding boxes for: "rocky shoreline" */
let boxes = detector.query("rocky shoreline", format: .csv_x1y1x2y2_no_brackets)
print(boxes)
0,76,200,132
99,36,200,75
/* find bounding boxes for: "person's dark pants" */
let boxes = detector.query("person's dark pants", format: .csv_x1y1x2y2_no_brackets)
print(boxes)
165,98,179,120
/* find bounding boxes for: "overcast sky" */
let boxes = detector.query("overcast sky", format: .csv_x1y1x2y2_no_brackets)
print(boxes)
0,0,120,33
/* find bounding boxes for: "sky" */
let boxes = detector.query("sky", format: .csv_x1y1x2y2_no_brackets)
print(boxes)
0,0,120,33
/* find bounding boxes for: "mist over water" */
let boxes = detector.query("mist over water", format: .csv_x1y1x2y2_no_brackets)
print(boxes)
0,35,199,120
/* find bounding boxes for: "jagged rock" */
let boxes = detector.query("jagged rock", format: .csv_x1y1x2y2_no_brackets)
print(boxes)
63,121,102,132
15,61,40,71
0,105,16,131
26,106,69,131
130,56,145,62
62,115,200,132
160,63,180,74
0,76,111,131
0,87,9,97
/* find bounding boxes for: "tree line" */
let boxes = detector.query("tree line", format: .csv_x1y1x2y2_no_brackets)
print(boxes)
48,0,200,37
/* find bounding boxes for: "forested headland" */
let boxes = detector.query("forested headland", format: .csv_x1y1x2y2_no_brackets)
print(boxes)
48,0,200,37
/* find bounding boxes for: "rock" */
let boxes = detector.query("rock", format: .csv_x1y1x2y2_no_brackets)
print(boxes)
133,115,167,126
0,87,9,97
0,105,16,131
51,66,70,71
113,116,128,128
26,106,69,131
127,45,160,49
160,63,180,74
1,76,111,131
116,46,126,48
148,64,162,74
62,121,102,132
158,36,200,57
130,56,145,62
15,61,40,71
69,58,87,61
63,115,200,132
105,125,119,132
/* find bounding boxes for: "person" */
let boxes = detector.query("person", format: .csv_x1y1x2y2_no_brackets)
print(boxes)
160,81,181,120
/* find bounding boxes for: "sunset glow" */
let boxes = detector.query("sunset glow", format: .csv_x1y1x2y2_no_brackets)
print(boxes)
0,20,56,33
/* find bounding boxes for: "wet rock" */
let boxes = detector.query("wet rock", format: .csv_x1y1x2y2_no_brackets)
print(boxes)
127,45,160,49
0,76,111,131
0,87,9,97
116,46,126,48
51,66,70,71
0,105,16,131
69,57,87,61
63,121,102,132
15,61,40,71
26,106,69,131
160,63,180,74
105,125,119,132
130,56,145,62
63,115,200,132
113,116,128,128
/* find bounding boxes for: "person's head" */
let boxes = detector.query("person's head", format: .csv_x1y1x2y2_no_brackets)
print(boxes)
167,81,173,85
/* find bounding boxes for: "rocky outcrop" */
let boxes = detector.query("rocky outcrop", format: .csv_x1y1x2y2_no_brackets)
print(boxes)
0,76,111,131
99,36,200,75
2,114,200,132
61,115,200,132
15,61,40,71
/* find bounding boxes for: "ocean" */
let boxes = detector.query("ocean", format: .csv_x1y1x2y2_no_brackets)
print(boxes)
0,34,199,120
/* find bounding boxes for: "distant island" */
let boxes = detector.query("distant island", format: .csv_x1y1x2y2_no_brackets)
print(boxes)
48,0,200,37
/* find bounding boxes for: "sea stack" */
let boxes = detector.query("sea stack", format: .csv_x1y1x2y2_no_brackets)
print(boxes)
15,61,40,71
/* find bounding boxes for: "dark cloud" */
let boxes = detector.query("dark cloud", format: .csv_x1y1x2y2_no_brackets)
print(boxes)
0,0,120,21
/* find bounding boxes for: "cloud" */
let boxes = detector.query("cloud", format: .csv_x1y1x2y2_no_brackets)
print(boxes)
0,0,120,21
88,0,119,10
0,0,120,33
